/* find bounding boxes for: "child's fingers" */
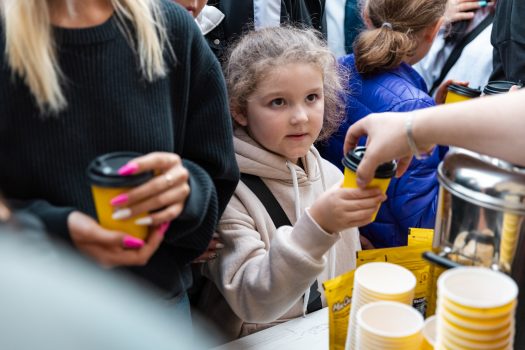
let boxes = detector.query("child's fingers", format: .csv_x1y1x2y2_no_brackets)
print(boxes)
339,187,384,199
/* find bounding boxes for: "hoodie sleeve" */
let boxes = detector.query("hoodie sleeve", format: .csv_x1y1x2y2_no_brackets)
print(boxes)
204,192,340,323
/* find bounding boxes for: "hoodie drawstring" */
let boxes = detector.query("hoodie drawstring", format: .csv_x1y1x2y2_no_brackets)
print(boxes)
286,161,312,316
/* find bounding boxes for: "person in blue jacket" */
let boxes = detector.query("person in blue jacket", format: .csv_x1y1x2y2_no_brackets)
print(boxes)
318,0,448,248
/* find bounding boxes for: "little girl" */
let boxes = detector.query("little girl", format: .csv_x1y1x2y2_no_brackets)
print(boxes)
202,26,385,339
318,0,449,248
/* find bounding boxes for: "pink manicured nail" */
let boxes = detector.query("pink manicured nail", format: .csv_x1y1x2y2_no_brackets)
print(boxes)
157,221,170,236
123,236,144,249
118,162,139,176
110,193,129,206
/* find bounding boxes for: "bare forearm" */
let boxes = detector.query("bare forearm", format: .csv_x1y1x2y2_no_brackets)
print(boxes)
414,90,525,166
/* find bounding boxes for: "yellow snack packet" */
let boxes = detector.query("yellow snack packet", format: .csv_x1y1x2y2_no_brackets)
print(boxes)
322,269,355,350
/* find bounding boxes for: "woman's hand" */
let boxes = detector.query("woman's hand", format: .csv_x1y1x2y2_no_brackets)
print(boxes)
435,80,469,104
309,184,386,234
110,152,191,227
68,211,169,268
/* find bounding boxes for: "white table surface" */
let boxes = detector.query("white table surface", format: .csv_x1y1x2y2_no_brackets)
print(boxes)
213,307,329,350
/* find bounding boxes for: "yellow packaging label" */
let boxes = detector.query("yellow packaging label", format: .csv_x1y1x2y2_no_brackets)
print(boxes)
322,269,355,350
425,249,446,318
408,228,434,248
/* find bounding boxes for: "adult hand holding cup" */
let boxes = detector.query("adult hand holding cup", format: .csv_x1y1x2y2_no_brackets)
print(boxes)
110,152,190,228
344,113,435,187
68,211,169,268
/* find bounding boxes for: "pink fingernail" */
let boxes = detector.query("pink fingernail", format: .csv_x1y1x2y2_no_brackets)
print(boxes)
123,236,144,249
158,221,170,236
110,193,129,206
118,162,139,176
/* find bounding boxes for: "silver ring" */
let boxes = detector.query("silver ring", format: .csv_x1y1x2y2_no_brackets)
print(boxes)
165,173,174,187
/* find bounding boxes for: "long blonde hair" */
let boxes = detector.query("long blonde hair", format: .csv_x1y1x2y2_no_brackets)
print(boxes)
0,0,169,114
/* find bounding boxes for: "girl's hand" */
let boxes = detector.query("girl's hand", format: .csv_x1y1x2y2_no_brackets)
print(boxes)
193,233,224,263
309,184,386,233
435,80,469,104
360,234,376,250
68,211,169,268
111,152,190,226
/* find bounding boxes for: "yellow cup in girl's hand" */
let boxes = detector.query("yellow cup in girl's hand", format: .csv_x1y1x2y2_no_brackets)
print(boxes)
341,146,396,221
88,152,154,240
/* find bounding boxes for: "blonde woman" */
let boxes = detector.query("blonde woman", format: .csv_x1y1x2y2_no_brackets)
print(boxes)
0,0,239,320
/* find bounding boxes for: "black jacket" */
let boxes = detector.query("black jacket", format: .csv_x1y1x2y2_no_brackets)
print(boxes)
490,0,525,82
206,0,326,61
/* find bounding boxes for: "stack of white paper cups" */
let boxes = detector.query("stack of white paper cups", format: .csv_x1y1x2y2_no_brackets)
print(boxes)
355,301,424,350
435,267,518,350
345,262,416,350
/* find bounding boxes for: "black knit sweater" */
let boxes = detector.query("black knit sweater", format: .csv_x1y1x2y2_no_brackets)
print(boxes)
0,2,239,295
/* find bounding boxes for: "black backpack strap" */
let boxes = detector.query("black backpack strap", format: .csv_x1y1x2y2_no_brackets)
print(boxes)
241,173,291,227
240,173,322,313
429,13,495,95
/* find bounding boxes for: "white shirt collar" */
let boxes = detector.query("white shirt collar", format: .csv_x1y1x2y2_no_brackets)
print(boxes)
195,5,225,35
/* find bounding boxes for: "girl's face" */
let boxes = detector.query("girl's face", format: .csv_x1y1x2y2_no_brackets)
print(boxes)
234,63,325,164
173,0,207,18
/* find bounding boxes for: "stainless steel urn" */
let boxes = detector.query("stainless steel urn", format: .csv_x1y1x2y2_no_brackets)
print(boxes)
425,148,525,348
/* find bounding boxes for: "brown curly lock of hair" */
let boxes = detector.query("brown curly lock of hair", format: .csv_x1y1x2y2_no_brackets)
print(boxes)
223,26,348,142
354,0,447,75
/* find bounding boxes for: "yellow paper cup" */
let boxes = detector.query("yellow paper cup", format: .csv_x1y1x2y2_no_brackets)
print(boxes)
445,84,481,104
437,267,518,310
342,146,396,221
356,301,424,348
88,152,153,240
421,316,436,350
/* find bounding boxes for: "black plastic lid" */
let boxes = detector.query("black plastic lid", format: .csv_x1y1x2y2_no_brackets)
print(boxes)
341,146,397,179
447,84,481,98
483,80,522,95
87,152,153,188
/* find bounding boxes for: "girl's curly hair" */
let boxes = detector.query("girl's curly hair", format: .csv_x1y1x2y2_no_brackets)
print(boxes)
223,26,347,142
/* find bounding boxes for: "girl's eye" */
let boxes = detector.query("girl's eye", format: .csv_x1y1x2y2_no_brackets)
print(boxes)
270,98,285,107
306,94,318,102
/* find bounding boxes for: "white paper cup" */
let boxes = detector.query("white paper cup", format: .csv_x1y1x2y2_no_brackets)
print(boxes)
421,316,436,349
356,301,423,345
437,267,517,309
439,305,514,331
440,296,516,319
440,327,512,350
355,262,416,297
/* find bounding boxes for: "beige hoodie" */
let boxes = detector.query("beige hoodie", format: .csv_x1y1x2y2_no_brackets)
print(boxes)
202,128,360,339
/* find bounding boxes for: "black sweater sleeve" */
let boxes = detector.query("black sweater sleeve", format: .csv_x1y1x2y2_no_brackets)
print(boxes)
159,8,239,262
